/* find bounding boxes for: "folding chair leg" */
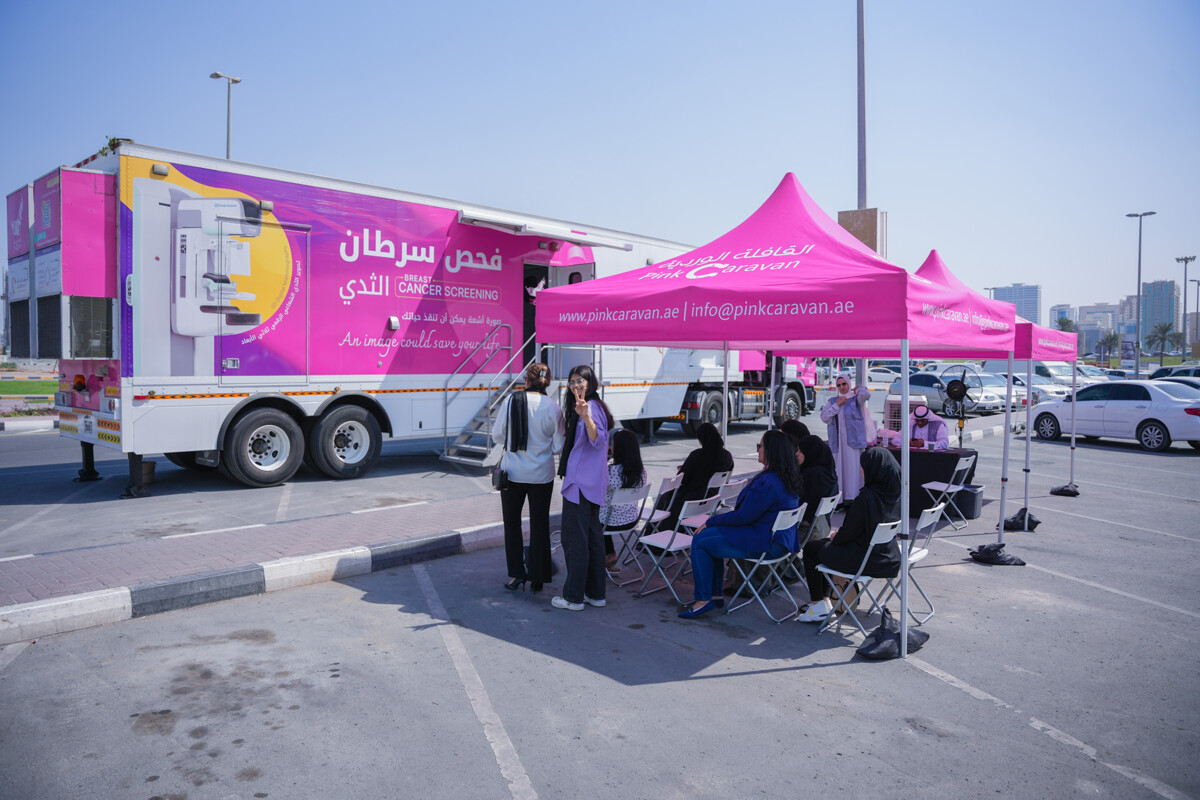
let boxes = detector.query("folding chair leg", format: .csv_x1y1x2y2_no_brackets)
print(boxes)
818,577,873,637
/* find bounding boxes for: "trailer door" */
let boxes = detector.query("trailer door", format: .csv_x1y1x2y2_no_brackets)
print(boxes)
545,263,594,380
218,220,309,386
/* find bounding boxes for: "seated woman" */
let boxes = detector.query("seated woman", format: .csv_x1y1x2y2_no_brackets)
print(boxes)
600,428,649,571
678,429,802,619
797,446,902,623
659,422,734,532
796,434,839,541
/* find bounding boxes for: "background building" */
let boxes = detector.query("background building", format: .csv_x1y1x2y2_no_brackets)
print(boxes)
1142,280,1181,340
993,283,1041,324
1049,304,1075,324
1078,302,1120,330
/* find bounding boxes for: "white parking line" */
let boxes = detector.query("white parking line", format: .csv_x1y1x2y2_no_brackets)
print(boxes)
937,538,1200,618
0,554,34,563
1025,504,1200,543
414,565,537,800
905,656,1193,800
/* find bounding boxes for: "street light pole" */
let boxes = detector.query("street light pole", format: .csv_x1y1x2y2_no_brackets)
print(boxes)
209,71,242,159
1191,278,1200,354
1126,212,1156,378
1178,256,1196,348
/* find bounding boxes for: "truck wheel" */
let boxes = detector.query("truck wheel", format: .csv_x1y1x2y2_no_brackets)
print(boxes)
164,451,214,471
679,420,697,437
308,406,382,479
700,393,725,428
224,408,304,488
773,388,803,427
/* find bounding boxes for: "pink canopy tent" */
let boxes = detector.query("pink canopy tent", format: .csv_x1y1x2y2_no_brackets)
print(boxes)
913,251,1081,535
537,174,1015,356
538,173,1018,655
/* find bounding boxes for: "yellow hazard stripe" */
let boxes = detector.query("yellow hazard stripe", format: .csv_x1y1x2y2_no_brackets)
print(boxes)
98,431,121,444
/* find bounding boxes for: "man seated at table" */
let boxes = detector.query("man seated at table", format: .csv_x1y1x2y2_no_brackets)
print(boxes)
885,404,949,450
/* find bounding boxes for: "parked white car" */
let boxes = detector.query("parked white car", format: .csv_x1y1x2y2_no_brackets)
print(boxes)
1033,380,1200,452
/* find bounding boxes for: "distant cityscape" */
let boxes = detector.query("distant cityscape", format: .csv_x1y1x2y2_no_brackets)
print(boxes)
990,281,1197,355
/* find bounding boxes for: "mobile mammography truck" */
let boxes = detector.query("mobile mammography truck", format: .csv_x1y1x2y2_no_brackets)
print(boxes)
6,142,811,491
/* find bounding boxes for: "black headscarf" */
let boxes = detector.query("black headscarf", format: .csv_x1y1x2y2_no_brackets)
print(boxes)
797,434,838,522
833,446,901,549
856,446,902,524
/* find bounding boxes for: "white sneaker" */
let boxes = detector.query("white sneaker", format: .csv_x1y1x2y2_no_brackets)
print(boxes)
583,596,606,608
796,599,831,623
551,596,584,611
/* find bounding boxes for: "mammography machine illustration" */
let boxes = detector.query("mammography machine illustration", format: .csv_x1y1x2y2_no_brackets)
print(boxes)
133,178,262,376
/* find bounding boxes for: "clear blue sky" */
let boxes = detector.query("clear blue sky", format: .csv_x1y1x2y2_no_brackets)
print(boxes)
2,1,1197,320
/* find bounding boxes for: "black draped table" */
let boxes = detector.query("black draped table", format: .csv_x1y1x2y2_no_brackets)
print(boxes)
884,446,979,518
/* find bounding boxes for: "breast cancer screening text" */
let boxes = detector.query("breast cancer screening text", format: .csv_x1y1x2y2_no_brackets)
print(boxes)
560,298,855,325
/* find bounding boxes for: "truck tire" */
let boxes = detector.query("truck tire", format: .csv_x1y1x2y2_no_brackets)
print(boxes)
700,393,725,429
773,388,804,428
307,406,382,479
164,451,215,471
223,408,304,488
679,419,697,437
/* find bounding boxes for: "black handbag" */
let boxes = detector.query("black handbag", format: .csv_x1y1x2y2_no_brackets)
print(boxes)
492,465,509,491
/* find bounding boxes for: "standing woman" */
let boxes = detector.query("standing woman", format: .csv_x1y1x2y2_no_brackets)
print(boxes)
797,446,902,622
492,362,564,593
678,429,802,619
553,365,614,611
820,372,872,503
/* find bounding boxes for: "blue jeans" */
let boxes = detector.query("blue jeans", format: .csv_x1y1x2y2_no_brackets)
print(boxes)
689,528,787,602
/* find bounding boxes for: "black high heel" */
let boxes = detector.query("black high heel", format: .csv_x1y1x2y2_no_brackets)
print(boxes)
504,579,526,592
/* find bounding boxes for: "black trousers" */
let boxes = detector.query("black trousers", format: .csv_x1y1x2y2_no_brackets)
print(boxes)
802,538,864,602
500,481,554,583
560,495,606,604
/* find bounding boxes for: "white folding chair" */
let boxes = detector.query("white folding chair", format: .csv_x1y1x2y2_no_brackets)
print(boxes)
705,470,732,498
714,478,748,511
603,483,651,588
921,454,977,532
635,495,721,604
726,505,806,623
782,492,841,585
637,473,682,537
877,503,945,625
817,519,902,637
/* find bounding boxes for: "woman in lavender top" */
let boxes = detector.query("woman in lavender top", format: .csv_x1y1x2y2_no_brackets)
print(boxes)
552,365,614,612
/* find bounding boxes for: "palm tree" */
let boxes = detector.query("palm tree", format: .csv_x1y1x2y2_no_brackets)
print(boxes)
1144,322,1175,367
1055,317,1077,332
1168,331,1186,355
1098,330,1121,367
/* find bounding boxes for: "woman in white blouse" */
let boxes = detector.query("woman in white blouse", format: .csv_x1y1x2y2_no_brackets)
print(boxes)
492,363,565,592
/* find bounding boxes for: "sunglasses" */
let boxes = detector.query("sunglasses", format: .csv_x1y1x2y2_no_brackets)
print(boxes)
568,378,587,387
756,441,764,449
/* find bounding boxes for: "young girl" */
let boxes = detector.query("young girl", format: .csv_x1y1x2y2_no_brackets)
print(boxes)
601,428,649,572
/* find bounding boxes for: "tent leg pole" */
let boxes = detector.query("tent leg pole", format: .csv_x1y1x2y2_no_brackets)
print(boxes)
900,339,911,659
997,352,1013,542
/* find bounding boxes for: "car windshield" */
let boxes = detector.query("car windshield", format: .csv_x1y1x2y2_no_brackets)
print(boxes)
1045,364,1075,377
1080,366,1105,376
976,374,1009,388
1156,382,1200,399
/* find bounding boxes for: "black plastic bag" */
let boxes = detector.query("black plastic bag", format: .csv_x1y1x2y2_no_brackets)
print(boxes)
1003,508,1041,531
969,542,1026,566
855,608,930,660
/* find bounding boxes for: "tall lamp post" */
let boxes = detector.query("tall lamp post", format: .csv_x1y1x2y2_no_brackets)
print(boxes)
1191,278,1200,354
1178,256,1196,349
1126,211,1156,378
210,71,242,159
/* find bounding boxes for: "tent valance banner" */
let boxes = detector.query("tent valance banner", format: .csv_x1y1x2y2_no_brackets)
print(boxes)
536,174,1016,357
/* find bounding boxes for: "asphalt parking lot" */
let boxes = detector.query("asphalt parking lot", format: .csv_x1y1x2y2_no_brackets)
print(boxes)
1,425,1197,800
